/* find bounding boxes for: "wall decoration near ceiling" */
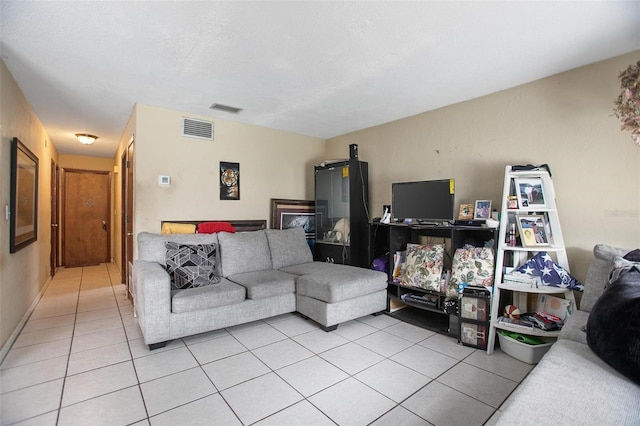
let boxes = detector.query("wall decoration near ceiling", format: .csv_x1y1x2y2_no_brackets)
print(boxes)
613,59,640,146
10,137,39,253
220,162,239,200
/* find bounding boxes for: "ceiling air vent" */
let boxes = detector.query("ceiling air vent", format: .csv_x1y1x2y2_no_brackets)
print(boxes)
182,117,214,141
210,103,243,114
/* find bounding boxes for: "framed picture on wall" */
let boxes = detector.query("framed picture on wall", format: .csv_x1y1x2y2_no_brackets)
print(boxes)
220,162,239,200
10,137,39,253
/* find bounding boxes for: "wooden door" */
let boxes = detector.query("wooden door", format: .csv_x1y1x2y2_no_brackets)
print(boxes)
50,160,59,276
120,140,134,288
62,169,111,267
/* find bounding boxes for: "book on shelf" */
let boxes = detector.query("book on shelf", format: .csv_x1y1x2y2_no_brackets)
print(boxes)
502,272,542,287
521,312,563,331
400,293,438,307
498,316,535,330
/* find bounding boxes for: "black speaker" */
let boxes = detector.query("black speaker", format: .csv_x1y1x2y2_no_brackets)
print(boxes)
349,144,358,159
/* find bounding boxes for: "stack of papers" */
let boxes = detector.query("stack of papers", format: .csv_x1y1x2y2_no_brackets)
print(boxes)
498,316,535,330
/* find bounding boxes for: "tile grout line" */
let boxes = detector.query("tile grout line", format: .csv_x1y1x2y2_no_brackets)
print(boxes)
182,336,242,425
56,264,138,424
55,266,84,426
237,320,429,425
104,262,155,424
59,264,149,424
0,269,82,425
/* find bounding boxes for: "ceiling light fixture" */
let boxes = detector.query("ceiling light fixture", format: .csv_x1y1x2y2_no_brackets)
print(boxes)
75,133,98,145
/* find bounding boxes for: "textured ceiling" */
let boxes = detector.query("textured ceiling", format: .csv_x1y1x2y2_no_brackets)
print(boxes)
1,1,639,158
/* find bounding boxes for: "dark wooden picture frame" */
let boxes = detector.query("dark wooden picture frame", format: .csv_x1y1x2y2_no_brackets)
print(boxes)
220,161,240,200
10,137,39,253
270,199,315,237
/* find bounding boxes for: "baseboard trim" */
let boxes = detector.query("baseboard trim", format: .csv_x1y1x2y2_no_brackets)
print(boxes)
0,275,54,364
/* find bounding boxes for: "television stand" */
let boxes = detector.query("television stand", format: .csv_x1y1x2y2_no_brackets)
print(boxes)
369,221,498,335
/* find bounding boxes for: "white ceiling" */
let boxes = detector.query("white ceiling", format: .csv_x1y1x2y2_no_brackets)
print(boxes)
1,1,639,158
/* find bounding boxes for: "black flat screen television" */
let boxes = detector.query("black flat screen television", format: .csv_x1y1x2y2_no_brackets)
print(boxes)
392,179,455,222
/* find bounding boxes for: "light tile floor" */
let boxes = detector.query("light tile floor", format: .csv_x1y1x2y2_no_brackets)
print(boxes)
0,263,533,425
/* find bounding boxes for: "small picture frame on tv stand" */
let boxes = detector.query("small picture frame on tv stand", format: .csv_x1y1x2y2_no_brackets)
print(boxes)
474,200,492,220
458,203,474,220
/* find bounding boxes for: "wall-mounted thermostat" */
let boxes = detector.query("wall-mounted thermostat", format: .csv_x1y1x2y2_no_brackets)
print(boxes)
159,175,171,185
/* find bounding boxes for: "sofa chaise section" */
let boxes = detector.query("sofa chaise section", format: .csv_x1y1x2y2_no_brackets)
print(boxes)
265,228,388,331
285,263,388,331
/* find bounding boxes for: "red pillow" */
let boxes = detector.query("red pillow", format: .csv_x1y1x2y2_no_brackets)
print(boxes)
197,221,236,234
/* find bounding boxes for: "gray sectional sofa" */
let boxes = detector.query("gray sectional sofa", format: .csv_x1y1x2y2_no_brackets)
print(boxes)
132,227,387,349
495,244,640,424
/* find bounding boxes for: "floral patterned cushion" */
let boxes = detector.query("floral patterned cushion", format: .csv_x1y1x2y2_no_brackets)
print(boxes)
401,243,445,291
448,246,495,297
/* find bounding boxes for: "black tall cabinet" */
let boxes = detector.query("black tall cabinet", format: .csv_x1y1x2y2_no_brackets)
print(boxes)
314,160,369,267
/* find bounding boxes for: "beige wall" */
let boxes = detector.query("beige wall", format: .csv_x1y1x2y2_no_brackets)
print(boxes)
0,59,58,354
129,104,326,241
58,154,114,171
327,51,640,283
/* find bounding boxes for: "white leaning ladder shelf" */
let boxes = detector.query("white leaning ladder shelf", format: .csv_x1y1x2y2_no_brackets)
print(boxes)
486,165,576,355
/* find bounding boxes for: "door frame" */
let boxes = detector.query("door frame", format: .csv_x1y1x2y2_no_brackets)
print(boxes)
121,137,134,288
120,150,127,283
50,159,59,276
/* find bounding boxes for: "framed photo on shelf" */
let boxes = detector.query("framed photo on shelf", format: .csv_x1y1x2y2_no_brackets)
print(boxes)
515,178,545,209
458,203,474,220
516,214,550,247
473,200,492,219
